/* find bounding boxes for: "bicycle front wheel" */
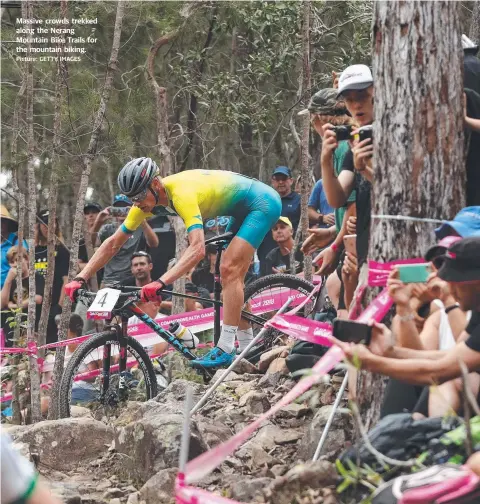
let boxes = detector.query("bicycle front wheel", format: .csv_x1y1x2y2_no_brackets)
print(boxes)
242,274,319,363
58,330,158,419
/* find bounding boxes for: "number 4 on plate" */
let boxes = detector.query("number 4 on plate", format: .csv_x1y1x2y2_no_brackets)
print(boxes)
87,288,121,320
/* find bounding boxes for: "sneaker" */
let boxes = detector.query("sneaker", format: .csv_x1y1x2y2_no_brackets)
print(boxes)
190,347,236,369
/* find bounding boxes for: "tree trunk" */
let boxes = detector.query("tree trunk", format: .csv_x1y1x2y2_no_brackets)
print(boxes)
38,0,68,358
298,0,313,282
356,0,466,431
22,0,42,423
48,0,126,419
469,1,480,45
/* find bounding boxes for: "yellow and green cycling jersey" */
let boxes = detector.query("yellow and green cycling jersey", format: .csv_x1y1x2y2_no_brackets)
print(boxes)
121,169,282,250
122,170,255,234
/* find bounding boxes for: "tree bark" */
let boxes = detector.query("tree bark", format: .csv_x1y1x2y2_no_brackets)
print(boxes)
48,0,126,419
356,0,466,431
469,1,480,45
37,0,68,359
22,0,42,423
298,0,313,282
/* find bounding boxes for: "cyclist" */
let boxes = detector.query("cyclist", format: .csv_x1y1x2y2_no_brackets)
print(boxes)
65,158,282,368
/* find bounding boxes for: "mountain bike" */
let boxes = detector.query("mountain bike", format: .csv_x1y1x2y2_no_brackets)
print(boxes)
58,232,323,418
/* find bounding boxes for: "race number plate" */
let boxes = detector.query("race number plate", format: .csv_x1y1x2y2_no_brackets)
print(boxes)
87,288,121,320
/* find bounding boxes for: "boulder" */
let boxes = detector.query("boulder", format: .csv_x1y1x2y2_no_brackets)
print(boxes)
114,402,207,482
266,357,289,375
230,477,272,502
258,346,290,372
8,418,114,471
138,468,177,504
296,405,352,459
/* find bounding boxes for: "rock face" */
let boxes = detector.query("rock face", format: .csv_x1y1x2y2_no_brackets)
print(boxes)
138,468,177,504
114,401,207,483
297,405,352,460
8,417,115,471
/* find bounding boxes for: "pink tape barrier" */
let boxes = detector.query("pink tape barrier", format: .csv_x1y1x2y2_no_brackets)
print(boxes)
184,345,344,485
266,315,333,347
176,477,244,504
368,258,425,287
399,465,480,503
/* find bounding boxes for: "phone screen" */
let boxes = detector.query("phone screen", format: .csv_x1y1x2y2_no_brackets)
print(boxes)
333,319,372,345
398,264,431,284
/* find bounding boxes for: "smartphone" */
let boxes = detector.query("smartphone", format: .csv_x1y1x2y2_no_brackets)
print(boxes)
358,125,373,142
343,234,357,256
333,318,372,345
398,263,431,284
107,206,131,217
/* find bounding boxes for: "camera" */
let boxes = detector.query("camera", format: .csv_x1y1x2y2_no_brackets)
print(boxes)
358,125,373,142
332,125,352,141
108,206,131,217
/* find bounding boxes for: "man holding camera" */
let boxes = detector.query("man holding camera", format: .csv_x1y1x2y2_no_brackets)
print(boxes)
95,194,159,286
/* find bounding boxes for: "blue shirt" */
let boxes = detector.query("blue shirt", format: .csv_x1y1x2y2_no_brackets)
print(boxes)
308,180,334,228
1,233,28,288
281,191,301,230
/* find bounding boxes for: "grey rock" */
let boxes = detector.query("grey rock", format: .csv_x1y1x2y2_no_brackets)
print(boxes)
70,405,91,418
109,499,122,504
258,372,283,389
211,370,240,382
49,481,83,504
238,391,271,414
235,381,256,397
103,487,125,499
114,402,207,482
126,493,141,504
8,418,114,471
269,464,288,477
230,477,272,502
96,480,113,491
196,420,232,448
139,468,177,504
278,403,310,419
264,460,338,504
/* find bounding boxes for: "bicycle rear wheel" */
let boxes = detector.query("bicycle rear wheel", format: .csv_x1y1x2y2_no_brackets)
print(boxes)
242,274,320,363
58,331,158,419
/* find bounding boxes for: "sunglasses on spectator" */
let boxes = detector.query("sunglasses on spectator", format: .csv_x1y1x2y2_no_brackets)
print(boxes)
131,251,152,262
272,175,289,182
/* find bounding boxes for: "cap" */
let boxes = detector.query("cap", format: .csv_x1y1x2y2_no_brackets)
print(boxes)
185,282,199,294
298,88,349,116
437,236,480,282
84,202,102,213
462,34,478,51
272,166,292,178
37,209,50,225
0,205,18,232
277,216,293,228
112,194,132,207
434,207,480,239
336,64,373,98
424,235,462,262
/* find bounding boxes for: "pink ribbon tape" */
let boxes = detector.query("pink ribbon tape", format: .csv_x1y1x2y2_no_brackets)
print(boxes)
184,345,344,484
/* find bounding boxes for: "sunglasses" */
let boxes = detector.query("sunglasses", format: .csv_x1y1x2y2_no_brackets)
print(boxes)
131,185,157,203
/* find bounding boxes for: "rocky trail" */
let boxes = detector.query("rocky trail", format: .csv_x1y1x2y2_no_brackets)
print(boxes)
4,354,352,504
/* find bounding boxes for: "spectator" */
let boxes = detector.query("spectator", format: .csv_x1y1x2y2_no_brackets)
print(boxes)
129,251,168,355
96,195,159,286
34,209,69,344
335,236,480,416
308,178,335,229
264,217,303,275
434,206,480,239
0,246,44,346
319,64,374,285
192,244,217,294
184,282,205,312
463,34,480,95
78,201,102,273
145,214,176,281
0,205,27,289
257,166,301,271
